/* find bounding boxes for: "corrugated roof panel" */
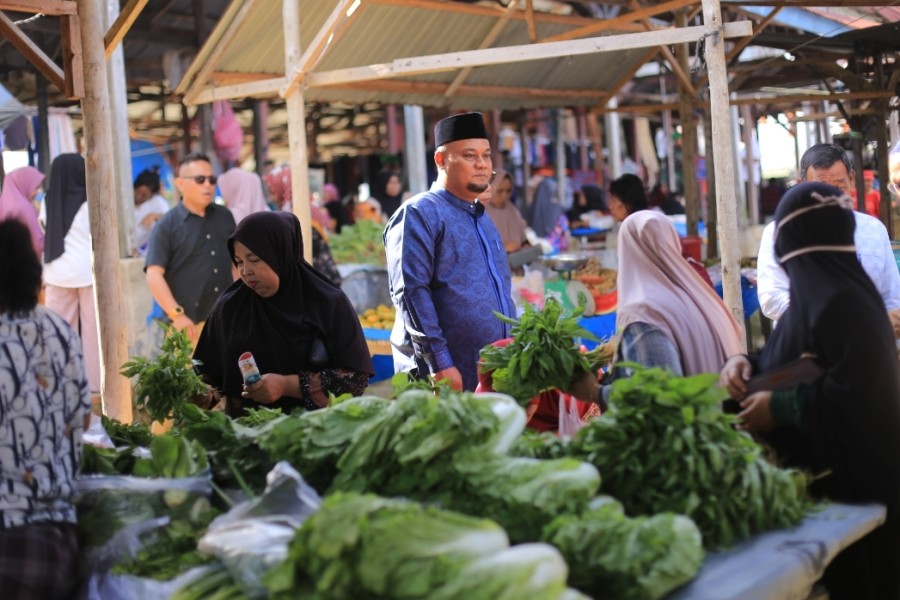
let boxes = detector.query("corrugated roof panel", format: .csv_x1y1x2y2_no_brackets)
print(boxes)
182,0,675,110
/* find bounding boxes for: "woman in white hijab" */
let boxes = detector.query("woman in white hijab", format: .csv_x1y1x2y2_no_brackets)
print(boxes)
218,167,270,225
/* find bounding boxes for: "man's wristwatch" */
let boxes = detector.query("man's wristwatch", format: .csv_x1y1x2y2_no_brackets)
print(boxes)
168,305,185,320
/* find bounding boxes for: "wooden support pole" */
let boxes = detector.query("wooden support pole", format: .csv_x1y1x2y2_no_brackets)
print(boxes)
701,0,745,345
704,108,718,259
77,0,133,422
283,0,312,261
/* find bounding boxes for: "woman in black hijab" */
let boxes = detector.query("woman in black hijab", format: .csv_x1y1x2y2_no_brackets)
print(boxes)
371,169,404,220
194,211,373,416
720,182,900,600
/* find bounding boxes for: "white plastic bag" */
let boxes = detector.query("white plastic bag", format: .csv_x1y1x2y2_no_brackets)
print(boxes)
198,462,322,598
558,393,584,440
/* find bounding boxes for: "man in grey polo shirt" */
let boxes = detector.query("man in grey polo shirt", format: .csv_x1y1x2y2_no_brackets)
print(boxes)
145,153,236,344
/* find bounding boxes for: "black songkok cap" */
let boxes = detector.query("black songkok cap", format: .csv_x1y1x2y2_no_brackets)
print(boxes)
434,112,489,147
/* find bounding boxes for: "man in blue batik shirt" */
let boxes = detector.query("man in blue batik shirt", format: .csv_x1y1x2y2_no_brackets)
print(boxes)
384,112,517,391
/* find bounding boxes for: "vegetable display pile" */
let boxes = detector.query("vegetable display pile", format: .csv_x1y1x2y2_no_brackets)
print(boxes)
257,395,393,492
263,493,577,600
77,434,211,549
323,390,600,543
328,219,387,266
179,404,281,494
479,298,612,407
568,368,810,548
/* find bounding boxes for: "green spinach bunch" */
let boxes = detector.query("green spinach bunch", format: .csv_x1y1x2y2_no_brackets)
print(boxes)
121,324,207,424
101,415,153,448
479,298,611,407
569,368,810,548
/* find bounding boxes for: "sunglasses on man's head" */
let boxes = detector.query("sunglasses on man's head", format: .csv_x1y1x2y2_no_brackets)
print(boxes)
179,175,218,185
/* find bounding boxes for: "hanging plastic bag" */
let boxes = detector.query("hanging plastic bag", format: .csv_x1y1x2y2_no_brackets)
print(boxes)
212,100,243,163
558,392,585,440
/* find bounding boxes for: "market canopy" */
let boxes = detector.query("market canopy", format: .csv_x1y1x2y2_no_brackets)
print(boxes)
175,0,751,111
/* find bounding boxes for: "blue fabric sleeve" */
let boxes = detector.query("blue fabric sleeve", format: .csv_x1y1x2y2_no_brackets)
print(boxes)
384,206,454,373
618,321,684,376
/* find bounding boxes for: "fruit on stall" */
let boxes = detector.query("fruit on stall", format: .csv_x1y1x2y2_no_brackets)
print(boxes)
358,303,396,329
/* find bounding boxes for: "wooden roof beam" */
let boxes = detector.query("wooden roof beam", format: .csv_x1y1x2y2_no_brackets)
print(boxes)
370,0,636,28
280,0,359,99
60,14,82,98
629,0,696,96
696,7,780,87
0,11,66,93
525,0,537,42
183,0,261,105
542,0,699,43
444,0,519,100
308,21,752,88
0,0,75,15
104,0,150,59
600,89,897,113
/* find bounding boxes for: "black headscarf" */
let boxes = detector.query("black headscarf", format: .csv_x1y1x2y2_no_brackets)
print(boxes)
372,170,403,219
581,184,607,212
758,182,900,598
43,153,87,263
193,211,373,403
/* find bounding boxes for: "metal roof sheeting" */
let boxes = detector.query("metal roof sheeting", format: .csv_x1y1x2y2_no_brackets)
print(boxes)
178,0,651,111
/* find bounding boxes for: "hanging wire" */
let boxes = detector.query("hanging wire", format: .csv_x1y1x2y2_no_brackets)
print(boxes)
14,13,45,26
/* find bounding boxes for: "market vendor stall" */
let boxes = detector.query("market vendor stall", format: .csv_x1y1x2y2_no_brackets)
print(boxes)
669,503,886,600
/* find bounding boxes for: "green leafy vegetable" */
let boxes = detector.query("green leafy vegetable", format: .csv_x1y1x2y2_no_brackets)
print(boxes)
178,403,279,494
121,323,207,424
263,493,510,599
479,298,611,406
451,451,601,543
111,501,219,581
101,415,153,447
430,543,570,600
329,220,387,266
257,395,392,493
543,496,704,600
568,368,810,548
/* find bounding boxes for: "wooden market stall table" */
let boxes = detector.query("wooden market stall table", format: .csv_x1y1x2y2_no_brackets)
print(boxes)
668,503,885,600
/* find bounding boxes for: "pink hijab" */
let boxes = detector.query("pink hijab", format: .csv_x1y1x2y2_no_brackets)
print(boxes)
616,211,742,375
218,168,271,225
0,166,45,257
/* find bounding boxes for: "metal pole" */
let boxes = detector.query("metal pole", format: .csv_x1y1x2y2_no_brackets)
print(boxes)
403,105,428,194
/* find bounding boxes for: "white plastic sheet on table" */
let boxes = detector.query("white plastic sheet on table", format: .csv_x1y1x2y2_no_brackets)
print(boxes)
667,503,885,600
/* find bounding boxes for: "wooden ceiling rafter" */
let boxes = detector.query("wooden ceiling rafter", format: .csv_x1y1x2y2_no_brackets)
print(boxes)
0,10,67,95
444,0,520,100
629,0,697,97
541,0,699,43
280,0,359,99
0,0,75,15
183,0,262,105
104,0,150,59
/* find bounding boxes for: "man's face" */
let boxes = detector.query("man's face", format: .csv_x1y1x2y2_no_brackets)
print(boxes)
437,139,492,201
802,161,854,195
175,160,216,210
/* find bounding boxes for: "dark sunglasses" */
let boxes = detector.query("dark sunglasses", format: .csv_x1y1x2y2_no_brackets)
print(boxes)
180,174,218,185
